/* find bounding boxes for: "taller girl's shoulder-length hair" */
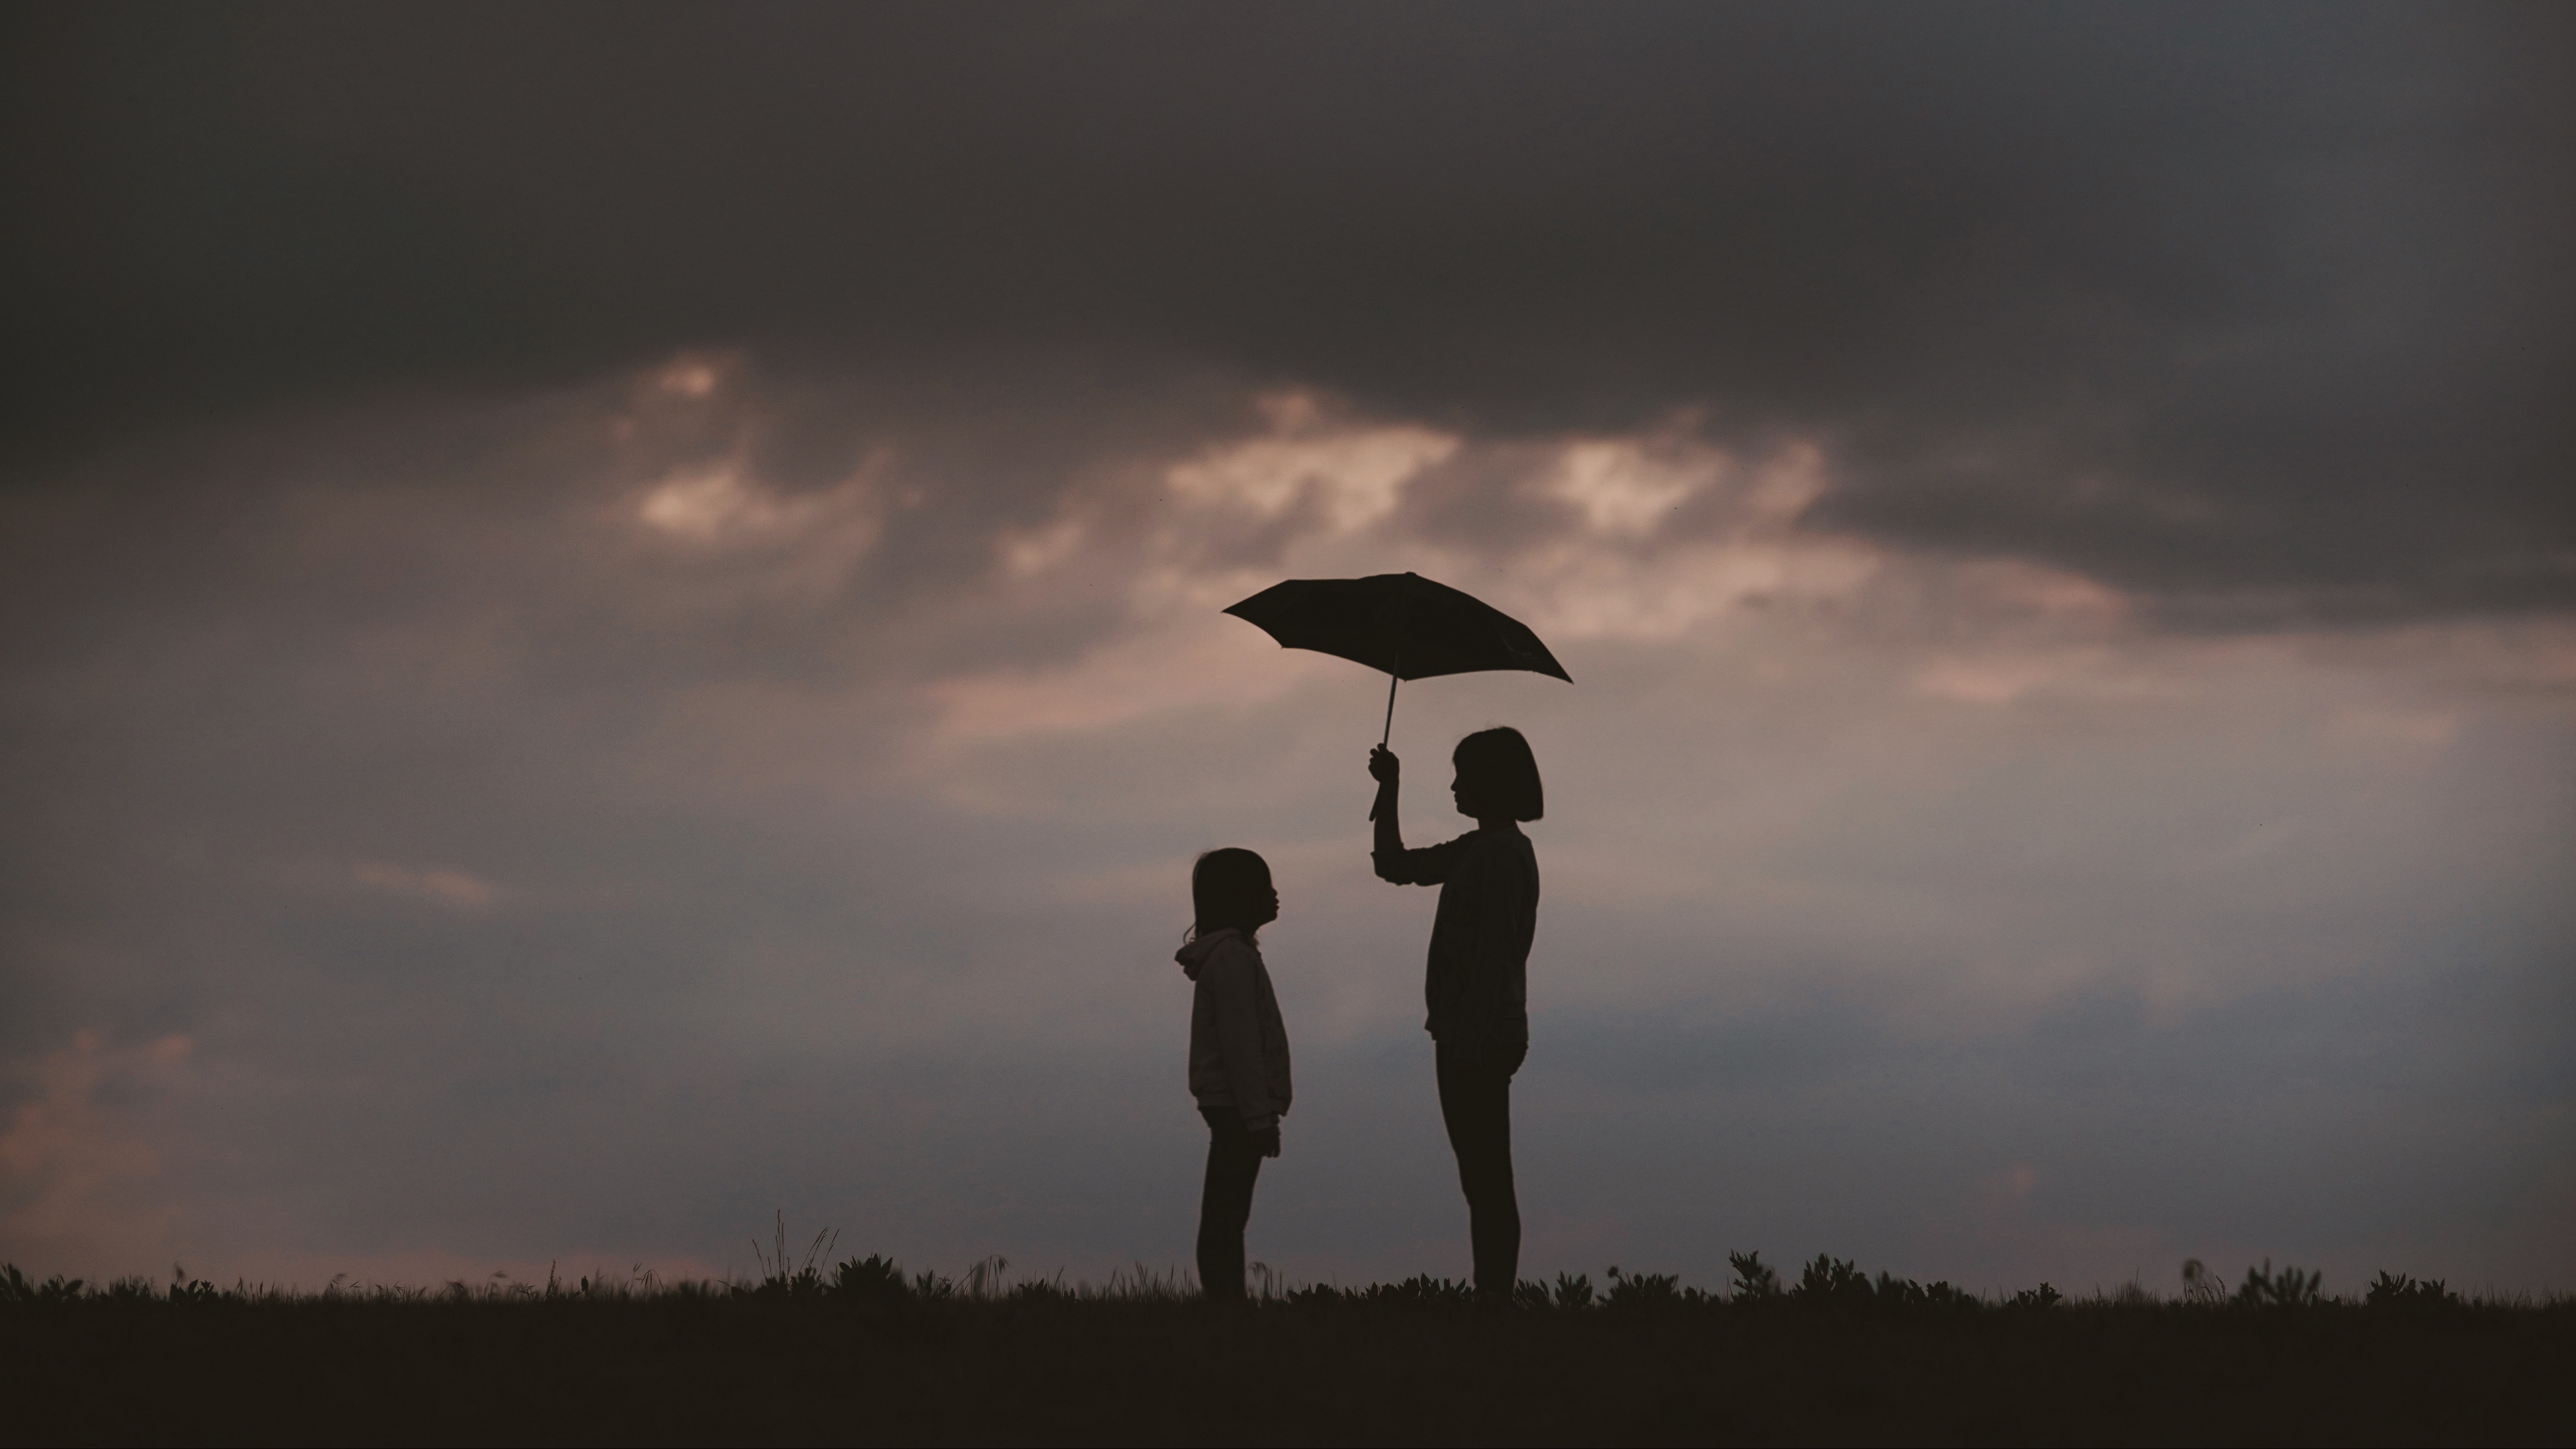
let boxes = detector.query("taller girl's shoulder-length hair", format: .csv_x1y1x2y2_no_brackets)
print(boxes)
1454,727,1544,822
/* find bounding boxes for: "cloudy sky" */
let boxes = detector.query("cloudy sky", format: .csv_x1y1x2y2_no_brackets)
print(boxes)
3,3,2570,1295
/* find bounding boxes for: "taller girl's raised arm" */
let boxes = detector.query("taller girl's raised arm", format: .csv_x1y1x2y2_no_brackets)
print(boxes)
1370,746,1404,860
1371,746,1458,886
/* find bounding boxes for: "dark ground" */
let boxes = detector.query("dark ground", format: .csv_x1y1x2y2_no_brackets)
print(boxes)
7,1287,2569,1446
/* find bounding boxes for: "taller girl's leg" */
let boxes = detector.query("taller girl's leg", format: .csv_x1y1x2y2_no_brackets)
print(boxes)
1195,1107,1263,1300
1436,1040,1524,1300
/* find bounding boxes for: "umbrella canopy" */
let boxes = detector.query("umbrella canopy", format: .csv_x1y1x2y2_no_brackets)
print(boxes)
1224,572,1570,764
1223,572,1572,685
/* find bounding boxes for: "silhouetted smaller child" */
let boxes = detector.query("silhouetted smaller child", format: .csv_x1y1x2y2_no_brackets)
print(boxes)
1175,847,1292,1302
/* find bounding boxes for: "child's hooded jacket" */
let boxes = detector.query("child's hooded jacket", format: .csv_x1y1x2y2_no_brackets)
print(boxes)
1177,928,1293,1132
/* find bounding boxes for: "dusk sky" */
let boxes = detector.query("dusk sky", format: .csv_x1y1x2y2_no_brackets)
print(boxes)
3,3,2570,1295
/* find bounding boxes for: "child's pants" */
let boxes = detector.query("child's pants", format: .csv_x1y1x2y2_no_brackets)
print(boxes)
1195,1106,1265,1299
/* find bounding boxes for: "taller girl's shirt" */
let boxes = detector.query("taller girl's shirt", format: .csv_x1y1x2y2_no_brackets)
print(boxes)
1373,822,1539,1051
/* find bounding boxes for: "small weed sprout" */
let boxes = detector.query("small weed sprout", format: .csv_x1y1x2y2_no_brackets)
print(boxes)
1796,1254,1874,1306
1727,1251,1780,1301
830,1254,910,1305
1346,1275,1473,1307
1550,1272,1595,1309
962,1255,1010,1299
164,1263,221,1304
1869,1273,1978,1309
1010,1271,1072,1302
2180,1258,2229,1306
0,1266,86,1305
1603,1266,1688,1309
2366,1271,2461,1310
1097,1263,1191,1301
748,1211,841,1298
2235,1260,2321,1309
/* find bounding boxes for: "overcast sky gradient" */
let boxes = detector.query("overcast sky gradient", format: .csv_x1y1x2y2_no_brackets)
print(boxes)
3,2,2571,1294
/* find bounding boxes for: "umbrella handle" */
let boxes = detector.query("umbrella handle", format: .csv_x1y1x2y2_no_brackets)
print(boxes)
1368,667,1398,821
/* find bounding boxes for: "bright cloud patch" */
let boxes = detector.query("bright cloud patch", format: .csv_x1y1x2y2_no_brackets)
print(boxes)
1167,398,1457,533
1547,439,1716,537
639,463,881,551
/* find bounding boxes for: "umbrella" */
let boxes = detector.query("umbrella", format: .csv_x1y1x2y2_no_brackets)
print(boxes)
1223,571,1572,753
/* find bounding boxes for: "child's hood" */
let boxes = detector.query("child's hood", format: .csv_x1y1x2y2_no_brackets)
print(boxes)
1175,928,1252,981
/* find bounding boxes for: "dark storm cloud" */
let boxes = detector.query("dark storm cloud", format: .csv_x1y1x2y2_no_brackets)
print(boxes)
5,1,2571,619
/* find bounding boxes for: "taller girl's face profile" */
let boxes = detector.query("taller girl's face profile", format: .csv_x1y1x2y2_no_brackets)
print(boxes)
1451,767,1480,820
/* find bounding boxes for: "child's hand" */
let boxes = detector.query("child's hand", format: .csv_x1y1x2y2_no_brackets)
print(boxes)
1368,747,1401,785
1254,1125,1282,1159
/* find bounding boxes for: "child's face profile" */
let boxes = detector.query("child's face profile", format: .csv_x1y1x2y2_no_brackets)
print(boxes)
1254,878,1280,928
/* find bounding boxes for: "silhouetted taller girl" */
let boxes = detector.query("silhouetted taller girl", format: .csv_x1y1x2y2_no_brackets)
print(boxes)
1368,728,1542,1303
1175,847,1292,1302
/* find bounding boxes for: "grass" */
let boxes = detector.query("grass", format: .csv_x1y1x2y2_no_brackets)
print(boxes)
4,1242,2568,1446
